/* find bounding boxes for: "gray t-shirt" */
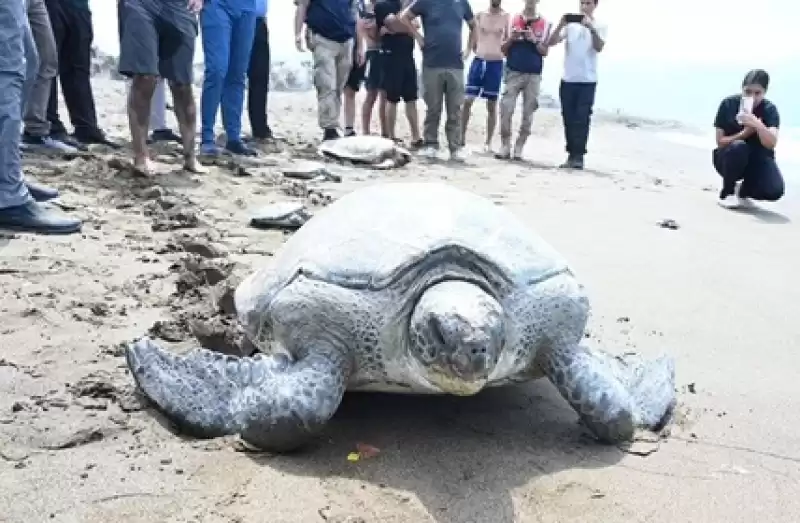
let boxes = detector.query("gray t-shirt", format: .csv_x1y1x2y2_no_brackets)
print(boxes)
410,0,474,69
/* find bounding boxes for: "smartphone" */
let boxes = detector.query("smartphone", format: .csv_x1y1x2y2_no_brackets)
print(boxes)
565,13,584,23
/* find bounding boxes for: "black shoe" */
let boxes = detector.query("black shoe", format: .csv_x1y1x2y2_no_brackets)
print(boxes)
559,155,583,169
322,128,340,141
251,126,274,141
25,181,59,202
572,155,585,170
149,128,182,144
0,201,81,235
74,131,121,149
225,140,257,156
344,127,357,137
50,132,88,151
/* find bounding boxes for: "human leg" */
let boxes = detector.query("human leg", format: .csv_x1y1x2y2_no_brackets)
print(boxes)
420,67,445,154
247,17,272,139
461,57,483,144
159,0,202,172
514,73,541,158
334,38,354,136
0,0,80,234
482,60,503,150
739,154,785,202
558,80,579,166
60,4,107,145
497,69,523,159
43,0,67,137
310,33,344,139
22,0,57,139
571,82,597,168
401,56,420,144
199,0,232,150
712,140,749,199
221,7,256,152
360,50,381,135
342,47,363,135
442,68,465,157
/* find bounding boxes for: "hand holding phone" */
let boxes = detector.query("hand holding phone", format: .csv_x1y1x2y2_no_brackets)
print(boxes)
564,13,584,23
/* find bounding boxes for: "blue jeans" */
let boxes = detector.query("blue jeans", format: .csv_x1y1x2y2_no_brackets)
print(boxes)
199,0,257,145
0,0,35,209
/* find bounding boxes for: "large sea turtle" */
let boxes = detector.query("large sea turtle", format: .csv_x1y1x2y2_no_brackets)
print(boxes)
126,182,676,452
318,135,412,169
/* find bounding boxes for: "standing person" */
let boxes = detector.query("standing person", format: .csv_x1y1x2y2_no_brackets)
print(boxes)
0,0,81,234
496,0,550,160
360,0,386,137
45,0,118,150
400,0,476,161
375,0,421,146
199,0,258,156
547,0,607,170
247,0,274,141
712,69,784,209
21,0,76,153
295,0,360,141
341,0,370,137
118,0,205,175
118,0,182,145
460,0,508,153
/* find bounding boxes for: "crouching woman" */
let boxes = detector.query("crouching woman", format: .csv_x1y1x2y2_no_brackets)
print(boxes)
713,69,784,209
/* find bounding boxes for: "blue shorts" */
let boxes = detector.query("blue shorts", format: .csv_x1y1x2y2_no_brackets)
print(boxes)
465,58,503,101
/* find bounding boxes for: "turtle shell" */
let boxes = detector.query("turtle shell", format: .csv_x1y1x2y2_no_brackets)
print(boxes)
235,182,572,327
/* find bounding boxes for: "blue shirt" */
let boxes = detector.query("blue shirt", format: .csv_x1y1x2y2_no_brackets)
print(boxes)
305,0,357,43
256,0,268,16
409,0,473,69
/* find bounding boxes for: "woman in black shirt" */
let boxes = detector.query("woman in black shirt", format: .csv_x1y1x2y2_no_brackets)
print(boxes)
712,69,784,209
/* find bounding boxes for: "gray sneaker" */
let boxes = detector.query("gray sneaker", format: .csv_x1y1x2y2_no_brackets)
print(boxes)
22,134,78,153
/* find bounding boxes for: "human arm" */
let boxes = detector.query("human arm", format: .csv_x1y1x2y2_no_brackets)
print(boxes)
714,98,754,147
463,4,476,58
583,18,606,52
536,23,552,56
738,105,780,149
547,16,566,46
294,0,309,50
187,0,203,14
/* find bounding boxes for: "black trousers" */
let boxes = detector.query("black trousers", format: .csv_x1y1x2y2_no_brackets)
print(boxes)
247,18,271,139
712,140,785,201
45,0,102,139
559,80,596,157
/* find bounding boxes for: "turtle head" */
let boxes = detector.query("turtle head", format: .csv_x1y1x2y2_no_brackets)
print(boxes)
408,280,505,395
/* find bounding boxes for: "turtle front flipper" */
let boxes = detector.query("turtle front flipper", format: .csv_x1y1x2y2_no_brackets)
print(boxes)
126,337,349,452
538,343,676,443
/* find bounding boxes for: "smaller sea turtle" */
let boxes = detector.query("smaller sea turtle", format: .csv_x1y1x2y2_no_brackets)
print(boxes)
319,136,411,169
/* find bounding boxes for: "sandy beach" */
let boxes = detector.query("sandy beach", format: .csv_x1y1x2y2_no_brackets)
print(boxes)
1,73,798,523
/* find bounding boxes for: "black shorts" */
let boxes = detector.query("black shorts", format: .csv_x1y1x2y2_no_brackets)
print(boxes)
381,50,418,103
118,0,197,85
346,49,382,91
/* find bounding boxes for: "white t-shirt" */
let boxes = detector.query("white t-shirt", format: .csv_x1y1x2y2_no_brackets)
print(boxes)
560,19,608,83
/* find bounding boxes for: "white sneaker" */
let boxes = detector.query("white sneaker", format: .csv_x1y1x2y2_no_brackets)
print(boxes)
717,195,741,209
449,148,467,162
734,184,754,208
418,146,437,160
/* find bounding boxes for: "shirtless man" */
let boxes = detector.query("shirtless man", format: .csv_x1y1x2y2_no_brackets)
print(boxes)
461,0,509,152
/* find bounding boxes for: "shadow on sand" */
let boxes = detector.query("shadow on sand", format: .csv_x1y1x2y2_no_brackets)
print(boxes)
242,382,626,523
730,204,791,224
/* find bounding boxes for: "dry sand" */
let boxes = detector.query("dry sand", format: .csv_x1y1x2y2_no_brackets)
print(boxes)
1,76,799,523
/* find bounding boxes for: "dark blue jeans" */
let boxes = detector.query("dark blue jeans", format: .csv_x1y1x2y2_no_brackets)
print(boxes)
712,140,784,201
559,80,596,157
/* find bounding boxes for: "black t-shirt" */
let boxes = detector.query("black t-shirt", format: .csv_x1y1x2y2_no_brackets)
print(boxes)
714,94,780,158
375,0,414,56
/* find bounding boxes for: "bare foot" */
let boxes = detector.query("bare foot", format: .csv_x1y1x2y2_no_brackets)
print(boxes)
183,156,208,174
133,157,154,176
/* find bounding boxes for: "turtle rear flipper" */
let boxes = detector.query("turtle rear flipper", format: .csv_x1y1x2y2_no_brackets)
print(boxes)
538,343,676,443
126,337,348,452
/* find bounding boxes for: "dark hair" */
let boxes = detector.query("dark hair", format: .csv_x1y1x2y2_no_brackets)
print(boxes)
742,69,769,90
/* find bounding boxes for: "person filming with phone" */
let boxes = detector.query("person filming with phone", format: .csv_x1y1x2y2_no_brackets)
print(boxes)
712,69,784,209
547,0,607,170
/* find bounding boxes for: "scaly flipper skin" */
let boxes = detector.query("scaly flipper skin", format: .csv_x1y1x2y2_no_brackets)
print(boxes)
538,343,676,443
126,337,349,452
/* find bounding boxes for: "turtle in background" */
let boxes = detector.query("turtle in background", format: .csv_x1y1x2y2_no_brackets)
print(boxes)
318,135,412,169
126,181,677,452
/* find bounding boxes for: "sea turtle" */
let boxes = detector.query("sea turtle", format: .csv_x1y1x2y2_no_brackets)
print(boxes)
126,182,676,452
318,135,412,169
